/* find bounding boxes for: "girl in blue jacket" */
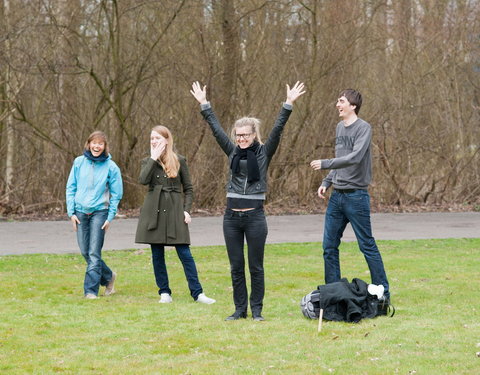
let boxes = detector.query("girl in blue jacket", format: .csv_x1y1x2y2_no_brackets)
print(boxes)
66,131,123,299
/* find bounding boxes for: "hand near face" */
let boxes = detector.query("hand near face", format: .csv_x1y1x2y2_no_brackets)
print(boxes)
150,140,166,161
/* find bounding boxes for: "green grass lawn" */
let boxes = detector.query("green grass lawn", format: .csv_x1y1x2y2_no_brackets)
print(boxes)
1,239,479,374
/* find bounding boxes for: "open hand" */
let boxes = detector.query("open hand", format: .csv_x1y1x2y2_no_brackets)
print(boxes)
286,81,306,105
190,81,208,105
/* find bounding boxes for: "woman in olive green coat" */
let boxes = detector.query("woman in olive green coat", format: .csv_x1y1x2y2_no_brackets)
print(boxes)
135,125,215,305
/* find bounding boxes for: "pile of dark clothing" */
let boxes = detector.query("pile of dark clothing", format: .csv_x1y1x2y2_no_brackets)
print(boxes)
300,278,393,323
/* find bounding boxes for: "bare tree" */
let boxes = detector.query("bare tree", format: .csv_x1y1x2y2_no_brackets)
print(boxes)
0,0,478,217
2,0,16,204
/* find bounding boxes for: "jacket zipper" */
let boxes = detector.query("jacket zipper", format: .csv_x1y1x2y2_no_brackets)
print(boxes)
243,175,248,194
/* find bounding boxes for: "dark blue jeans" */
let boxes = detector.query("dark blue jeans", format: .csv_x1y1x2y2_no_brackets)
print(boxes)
151,244,203,300
323,190,390,298
76,209,113,296
223,208,268,315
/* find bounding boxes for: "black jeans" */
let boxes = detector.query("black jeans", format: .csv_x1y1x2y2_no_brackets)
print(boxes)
223,208,268,315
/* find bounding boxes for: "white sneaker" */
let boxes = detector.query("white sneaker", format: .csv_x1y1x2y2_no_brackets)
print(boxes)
196,293,216,304
159,293,172,303
85,293,98,299
105,272,116,296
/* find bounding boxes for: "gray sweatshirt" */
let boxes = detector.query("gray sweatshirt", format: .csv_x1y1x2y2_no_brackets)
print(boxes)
321,118,372,190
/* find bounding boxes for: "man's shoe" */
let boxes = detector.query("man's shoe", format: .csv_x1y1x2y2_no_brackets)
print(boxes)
159,293,172,303
105,272,116,296
225,312,247,321
196,293,216,304
85,293,98,299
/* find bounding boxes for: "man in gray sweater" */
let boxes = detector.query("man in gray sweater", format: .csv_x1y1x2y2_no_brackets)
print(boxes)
310,89,390,304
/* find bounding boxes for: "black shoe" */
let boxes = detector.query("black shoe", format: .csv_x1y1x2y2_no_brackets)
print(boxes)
225,312,247,321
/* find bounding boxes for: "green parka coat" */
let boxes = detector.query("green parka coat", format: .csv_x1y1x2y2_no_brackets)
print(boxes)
135,156,193,245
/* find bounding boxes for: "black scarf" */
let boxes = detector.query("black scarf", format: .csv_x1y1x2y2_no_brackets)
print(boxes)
83,150,109,162
230,142,260,183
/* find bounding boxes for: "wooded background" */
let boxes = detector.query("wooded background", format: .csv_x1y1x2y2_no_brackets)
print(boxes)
1,0,479,216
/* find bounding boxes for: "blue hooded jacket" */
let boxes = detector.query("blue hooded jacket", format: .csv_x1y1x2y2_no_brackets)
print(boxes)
66,154,123,222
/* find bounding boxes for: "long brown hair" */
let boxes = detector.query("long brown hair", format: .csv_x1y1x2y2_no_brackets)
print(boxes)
151,125,180,178
84,130,110,155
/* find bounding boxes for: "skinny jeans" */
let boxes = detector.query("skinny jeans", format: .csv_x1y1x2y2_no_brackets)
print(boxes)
223,208,268,315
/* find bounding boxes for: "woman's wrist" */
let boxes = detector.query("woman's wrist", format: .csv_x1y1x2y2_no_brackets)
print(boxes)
200,102,211,110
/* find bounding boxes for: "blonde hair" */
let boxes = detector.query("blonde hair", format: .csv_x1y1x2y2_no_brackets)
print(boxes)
230,117,263,144
84,130,109,155
151,125,180,178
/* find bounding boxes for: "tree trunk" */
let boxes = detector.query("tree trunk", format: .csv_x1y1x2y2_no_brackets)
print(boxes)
3,0,15,203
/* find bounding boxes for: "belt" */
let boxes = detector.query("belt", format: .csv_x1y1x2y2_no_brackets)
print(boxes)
225,207,263,217
146,184,182,235
334,189,360,194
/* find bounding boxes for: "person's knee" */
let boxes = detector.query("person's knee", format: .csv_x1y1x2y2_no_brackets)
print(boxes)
249,265,264,276
323,248,338,259
359,242,379,255
230,265,245,277
86,259,101,272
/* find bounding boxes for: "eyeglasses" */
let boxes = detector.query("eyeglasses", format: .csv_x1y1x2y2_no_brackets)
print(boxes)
235,133,253,140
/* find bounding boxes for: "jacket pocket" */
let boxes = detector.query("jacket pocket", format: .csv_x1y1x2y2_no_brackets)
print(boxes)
144,185,163,230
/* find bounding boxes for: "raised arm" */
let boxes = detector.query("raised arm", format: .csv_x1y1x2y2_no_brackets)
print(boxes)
190,81,235,156
264,81,306,156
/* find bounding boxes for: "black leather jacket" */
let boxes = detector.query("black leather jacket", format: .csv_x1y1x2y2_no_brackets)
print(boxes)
200,104,292,195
